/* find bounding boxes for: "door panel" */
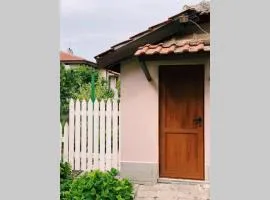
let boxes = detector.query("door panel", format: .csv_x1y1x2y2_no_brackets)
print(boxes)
159,65,204,180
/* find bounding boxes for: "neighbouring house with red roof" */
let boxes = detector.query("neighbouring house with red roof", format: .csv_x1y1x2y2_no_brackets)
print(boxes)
60,49,97,68
95,1,210,184
60,49,119,93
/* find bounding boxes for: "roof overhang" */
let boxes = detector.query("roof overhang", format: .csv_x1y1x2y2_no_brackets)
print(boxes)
94,1,210,70
95,19,185,69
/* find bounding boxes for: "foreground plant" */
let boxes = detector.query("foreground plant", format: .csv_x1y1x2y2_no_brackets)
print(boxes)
65,168,134,200
60,162,74,200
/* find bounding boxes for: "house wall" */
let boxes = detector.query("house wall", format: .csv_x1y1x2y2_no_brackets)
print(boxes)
120,55,210,184
99,69,119,93
99,68,108,79
63,64,71,69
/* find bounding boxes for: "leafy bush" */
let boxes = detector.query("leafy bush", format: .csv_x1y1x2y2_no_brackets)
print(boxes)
60,64,115,124
60,162,74,200
64,168,134,200
95,76,114,102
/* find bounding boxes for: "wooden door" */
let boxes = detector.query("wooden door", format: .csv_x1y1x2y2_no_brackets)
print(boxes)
159,65,205,180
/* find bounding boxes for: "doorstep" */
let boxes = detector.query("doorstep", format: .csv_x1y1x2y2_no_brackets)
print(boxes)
158,177,210,185
133,181,210,200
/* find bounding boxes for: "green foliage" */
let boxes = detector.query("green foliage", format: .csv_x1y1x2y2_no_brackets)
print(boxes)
64,168,134,200
95,76,114,102
60,162,74,200
116,79,121,98
60,64,115,123
74,83,92,101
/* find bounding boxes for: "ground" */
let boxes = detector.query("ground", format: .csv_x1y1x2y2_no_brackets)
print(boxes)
133,182,210,200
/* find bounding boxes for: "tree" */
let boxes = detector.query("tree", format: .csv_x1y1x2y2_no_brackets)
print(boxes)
60,64,114,123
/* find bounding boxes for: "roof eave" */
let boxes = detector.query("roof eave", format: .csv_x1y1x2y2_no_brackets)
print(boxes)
96,20,185,68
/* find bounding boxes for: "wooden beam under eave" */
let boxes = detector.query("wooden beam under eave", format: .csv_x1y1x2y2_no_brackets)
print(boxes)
138,59,152,82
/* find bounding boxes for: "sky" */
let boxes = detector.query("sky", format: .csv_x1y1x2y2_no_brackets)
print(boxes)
60,0,203,62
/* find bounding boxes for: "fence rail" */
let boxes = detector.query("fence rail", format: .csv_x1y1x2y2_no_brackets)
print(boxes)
60,99,120,171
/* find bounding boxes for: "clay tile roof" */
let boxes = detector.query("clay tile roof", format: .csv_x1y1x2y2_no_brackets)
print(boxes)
95,1,210,60
60,51,87,62
134,37,210,56
60,51,97,66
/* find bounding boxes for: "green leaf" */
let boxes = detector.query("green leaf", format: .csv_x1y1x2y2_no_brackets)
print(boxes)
61,168,133,200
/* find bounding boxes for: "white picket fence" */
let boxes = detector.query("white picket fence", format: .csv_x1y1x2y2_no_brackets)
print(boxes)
60,99,120,171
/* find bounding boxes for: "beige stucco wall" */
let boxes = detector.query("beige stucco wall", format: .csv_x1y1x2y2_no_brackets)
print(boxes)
120,58,159,163
120,55,210,180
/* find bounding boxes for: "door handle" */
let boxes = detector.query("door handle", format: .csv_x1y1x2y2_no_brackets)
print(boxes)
193,117,203,126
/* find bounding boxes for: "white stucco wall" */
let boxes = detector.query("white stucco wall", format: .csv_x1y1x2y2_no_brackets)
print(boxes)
120,55,210,179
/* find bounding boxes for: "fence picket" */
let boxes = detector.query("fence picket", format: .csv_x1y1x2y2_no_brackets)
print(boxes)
87,100,93,170
93,101,99,169
68,99,75,169
99,100,106,171
63,123,69,162
118,101,121,170
60,123,62,160
74,100,81,170
81,100,87,170
106,100,112,170
112,99,118,169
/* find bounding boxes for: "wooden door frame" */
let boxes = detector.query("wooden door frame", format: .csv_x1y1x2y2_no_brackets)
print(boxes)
158,64,206,180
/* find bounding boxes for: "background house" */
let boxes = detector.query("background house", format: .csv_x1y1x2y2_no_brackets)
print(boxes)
60,49,119,92
95,1,210,184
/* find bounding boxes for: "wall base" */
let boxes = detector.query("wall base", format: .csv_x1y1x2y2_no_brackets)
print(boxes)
120,162,210,184
120,162,159,185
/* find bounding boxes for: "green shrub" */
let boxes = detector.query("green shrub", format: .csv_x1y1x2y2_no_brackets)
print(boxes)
60,162,74,200
60,64,115,124
65,168,134,200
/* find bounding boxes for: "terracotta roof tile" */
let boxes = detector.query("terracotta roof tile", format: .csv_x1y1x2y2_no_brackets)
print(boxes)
60,51,87,62
95,1,210,60
60,51,97,66
134,37,210,56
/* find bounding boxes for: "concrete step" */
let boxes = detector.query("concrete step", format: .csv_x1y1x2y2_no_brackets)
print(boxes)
133,181,210,200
